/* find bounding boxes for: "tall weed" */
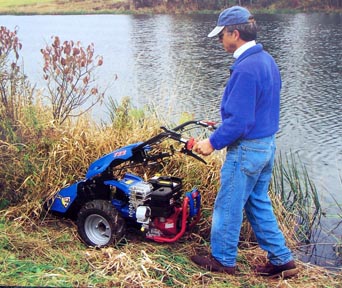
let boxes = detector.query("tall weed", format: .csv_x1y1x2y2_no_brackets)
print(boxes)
271,152,322,243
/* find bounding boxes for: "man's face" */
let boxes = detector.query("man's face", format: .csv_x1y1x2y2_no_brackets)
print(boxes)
218,28,238,53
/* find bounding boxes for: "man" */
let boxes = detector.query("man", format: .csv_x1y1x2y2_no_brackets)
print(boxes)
191,6,298,279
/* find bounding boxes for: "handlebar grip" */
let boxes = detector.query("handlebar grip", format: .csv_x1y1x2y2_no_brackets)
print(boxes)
186,137,195,150
201,121,217,128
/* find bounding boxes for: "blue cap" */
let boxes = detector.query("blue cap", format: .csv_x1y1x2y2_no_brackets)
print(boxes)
208,6,252,37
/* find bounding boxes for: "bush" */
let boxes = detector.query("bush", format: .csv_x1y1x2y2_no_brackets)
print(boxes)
41,36,104,125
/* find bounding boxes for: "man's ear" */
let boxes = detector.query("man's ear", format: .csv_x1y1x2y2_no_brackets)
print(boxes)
232,29,240,40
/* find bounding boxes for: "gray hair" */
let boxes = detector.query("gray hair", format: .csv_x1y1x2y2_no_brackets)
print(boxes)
226,16,257,41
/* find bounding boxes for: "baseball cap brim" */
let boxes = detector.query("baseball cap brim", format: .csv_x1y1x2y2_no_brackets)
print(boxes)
208,26,225,38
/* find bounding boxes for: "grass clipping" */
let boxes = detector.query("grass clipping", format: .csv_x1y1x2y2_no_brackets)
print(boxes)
0,110,341,287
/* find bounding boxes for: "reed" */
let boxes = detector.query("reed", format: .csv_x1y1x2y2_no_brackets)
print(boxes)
271,152,322,244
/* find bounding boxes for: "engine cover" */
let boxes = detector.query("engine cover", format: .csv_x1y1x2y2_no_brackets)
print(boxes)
149,176,182,217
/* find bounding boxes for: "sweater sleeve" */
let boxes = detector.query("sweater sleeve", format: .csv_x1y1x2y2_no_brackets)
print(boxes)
209,71,257,150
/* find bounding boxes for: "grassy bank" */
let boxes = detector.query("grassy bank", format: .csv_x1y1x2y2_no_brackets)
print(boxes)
0,99,341,287
0,0,128,15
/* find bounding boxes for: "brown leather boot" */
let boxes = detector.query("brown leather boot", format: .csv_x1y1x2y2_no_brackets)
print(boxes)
255,260,298,279
191,254,236,274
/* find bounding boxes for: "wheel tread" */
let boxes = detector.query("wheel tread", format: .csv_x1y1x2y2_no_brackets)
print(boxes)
77,199,126,247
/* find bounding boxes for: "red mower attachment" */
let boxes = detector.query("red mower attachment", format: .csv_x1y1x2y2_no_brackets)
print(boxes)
146,188,201,243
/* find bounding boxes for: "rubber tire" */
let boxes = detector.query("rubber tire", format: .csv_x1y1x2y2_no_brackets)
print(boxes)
77,200,126,247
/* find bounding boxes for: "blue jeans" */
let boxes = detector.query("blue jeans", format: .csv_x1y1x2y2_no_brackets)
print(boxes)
211,135,293,267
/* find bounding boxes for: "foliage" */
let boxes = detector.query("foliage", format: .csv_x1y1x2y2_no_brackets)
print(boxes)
106,96,145,128
0,26,37,207
0,26,32,122
41,36,104,125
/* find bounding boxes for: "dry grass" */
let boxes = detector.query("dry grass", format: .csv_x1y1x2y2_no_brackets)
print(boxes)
1,102,341,287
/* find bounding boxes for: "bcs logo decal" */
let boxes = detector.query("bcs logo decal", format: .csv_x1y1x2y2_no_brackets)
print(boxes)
114,150,127,157
56,195,71,208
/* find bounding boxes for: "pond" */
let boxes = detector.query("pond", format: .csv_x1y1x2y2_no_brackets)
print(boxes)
1,12,341,268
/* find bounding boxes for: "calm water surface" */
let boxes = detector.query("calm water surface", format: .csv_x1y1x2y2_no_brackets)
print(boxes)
1,13,341,267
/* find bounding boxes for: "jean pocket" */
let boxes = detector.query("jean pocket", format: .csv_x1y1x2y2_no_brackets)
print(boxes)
240,146,271,176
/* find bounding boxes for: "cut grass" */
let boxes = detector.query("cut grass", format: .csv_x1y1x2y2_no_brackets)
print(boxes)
1,215,342,287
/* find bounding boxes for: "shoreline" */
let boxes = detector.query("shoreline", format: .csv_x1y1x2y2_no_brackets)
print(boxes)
0,6,341,16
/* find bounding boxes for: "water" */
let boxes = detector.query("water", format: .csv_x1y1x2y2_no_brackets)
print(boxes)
1,12,341,268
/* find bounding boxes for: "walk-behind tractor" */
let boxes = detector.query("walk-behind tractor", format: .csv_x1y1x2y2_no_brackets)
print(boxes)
48,120,217,247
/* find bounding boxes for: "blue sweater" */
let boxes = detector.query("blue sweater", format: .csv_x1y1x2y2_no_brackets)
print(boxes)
209,44,281,150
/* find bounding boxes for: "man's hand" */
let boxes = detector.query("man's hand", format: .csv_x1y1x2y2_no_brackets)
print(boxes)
193,138,214,156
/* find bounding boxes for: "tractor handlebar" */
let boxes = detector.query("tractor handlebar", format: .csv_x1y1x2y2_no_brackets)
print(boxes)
171,120,218,132
133,120,217,164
